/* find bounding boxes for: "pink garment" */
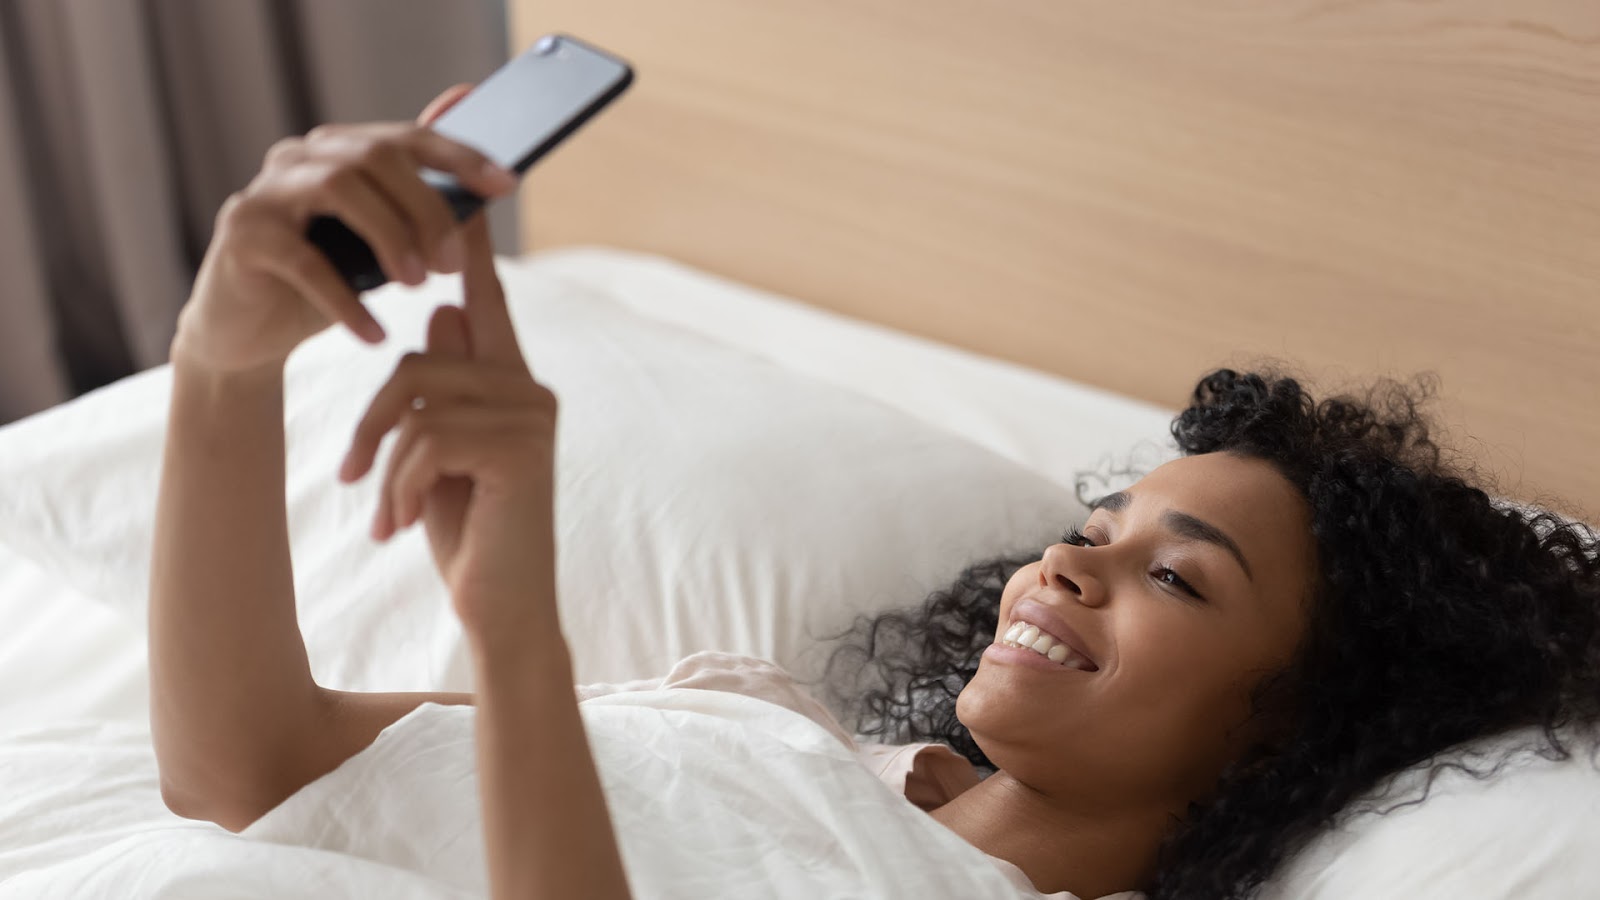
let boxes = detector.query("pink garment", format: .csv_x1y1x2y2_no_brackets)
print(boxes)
576,651,1133,900
578,650,980,807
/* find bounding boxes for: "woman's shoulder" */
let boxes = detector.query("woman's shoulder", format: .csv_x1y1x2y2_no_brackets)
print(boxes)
583,652,991,809
662,653,991,803
650,651,860,748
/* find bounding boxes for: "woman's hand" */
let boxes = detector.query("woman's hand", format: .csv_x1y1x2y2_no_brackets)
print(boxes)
338,214,558,638
171,85,519,375
333,195,626,900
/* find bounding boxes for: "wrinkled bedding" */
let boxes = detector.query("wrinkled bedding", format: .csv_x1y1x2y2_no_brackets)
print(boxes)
2,689,1052,899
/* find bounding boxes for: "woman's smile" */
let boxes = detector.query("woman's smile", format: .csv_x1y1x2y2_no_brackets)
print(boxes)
998,597,1102,670
983,639,1098,672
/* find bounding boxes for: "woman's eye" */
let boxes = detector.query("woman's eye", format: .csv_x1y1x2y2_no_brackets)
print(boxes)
1061,527,1096,547
1062,529,1207,604
1154,567,1205,603
1056,525,1107,547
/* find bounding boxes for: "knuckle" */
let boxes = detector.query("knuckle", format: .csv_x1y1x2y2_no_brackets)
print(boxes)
314,165,358,197
289,245,328,280
397,351,426,374
306,123,341,144
213,192,250,233
359,137,404,170
263,136,303,168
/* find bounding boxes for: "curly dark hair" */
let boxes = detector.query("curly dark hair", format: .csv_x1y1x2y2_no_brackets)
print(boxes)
827,367,1600,899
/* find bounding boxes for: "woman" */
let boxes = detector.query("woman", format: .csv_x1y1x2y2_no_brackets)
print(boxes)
149,86,1600,900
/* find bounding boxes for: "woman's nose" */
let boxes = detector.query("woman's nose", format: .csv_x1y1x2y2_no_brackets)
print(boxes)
1038,542,1107,607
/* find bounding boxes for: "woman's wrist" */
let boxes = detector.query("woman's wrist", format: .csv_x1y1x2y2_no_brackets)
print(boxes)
170,332,288,387
460,576,564,656
468,620,574,687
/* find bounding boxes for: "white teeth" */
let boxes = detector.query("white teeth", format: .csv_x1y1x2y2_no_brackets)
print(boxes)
997,619,1095,671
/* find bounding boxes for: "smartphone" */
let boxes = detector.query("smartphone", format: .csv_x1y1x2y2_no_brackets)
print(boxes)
307,34,634,293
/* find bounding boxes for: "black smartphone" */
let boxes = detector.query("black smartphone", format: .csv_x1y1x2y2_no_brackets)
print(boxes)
307,34,634,293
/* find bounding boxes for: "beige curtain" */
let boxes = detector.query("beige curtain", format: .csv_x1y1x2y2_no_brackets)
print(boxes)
0,0,512,423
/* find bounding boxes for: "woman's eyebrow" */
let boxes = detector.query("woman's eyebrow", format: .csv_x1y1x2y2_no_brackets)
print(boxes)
1163,511,1254,582
1090,491,1132,513
1088,490,1254,581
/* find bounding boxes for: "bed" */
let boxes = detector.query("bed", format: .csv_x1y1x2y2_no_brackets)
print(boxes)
2,0,1598,897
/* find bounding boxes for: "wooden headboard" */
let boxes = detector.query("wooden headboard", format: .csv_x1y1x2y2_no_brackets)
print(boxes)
512,1,1600,518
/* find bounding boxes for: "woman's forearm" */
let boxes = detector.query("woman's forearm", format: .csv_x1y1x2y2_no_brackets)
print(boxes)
149,356,322,823
469,617,632,900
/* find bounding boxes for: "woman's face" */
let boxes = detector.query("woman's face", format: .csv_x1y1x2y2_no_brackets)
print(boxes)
957,451,1317,814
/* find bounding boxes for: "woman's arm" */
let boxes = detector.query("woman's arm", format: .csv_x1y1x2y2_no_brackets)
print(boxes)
470,618,632,900
148,357,322,824
148,88,517,830
150,352,488,830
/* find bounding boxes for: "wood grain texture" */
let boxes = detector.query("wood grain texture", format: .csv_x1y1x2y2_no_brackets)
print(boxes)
513,0,1600,518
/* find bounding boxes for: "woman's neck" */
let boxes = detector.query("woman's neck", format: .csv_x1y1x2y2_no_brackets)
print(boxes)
928,770,1167,898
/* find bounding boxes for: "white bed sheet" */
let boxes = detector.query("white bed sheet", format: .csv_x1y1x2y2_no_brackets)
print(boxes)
0,690,1071,900
0,545,147,730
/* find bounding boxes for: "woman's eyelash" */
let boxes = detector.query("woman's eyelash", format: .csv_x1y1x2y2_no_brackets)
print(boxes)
1058,527,1206,602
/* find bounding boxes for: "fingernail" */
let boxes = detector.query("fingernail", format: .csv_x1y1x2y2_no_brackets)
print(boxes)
360,319,387,343
438,233,466,273
482,162,518,193
338,453,355,482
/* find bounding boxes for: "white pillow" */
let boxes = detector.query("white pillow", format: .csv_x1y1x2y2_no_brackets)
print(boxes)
0,258,1084,693
1260,726,1600,896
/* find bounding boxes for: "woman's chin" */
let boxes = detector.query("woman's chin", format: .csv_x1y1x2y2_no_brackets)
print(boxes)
956,666,1063,743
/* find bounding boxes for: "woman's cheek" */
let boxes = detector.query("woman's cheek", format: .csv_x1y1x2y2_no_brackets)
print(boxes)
998,563,1039,612
1121,610,1218,685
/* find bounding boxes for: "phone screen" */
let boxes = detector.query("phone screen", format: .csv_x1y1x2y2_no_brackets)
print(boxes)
430,35,632,172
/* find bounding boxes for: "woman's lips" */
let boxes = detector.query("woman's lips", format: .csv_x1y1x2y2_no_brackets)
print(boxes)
995,621,1097,670
1003,596,1101,671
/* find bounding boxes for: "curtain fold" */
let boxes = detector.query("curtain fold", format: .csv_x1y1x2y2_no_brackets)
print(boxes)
0,5,67,420
0,0,510,424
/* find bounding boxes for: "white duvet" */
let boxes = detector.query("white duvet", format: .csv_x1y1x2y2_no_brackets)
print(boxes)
0,688,1053,900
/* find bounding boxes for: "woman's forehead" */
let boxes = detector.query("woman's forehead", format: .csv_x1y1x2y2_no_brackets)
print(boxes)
1115,454,1316,581
1119,454,1300,522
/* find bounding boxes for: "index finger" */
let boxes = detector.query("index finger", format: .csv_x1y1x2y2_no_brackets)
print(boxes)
459,214,526,368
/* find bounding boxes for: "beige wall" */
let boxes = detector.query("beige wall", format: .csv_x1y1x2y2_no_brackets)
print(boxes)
514,0,1600,519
